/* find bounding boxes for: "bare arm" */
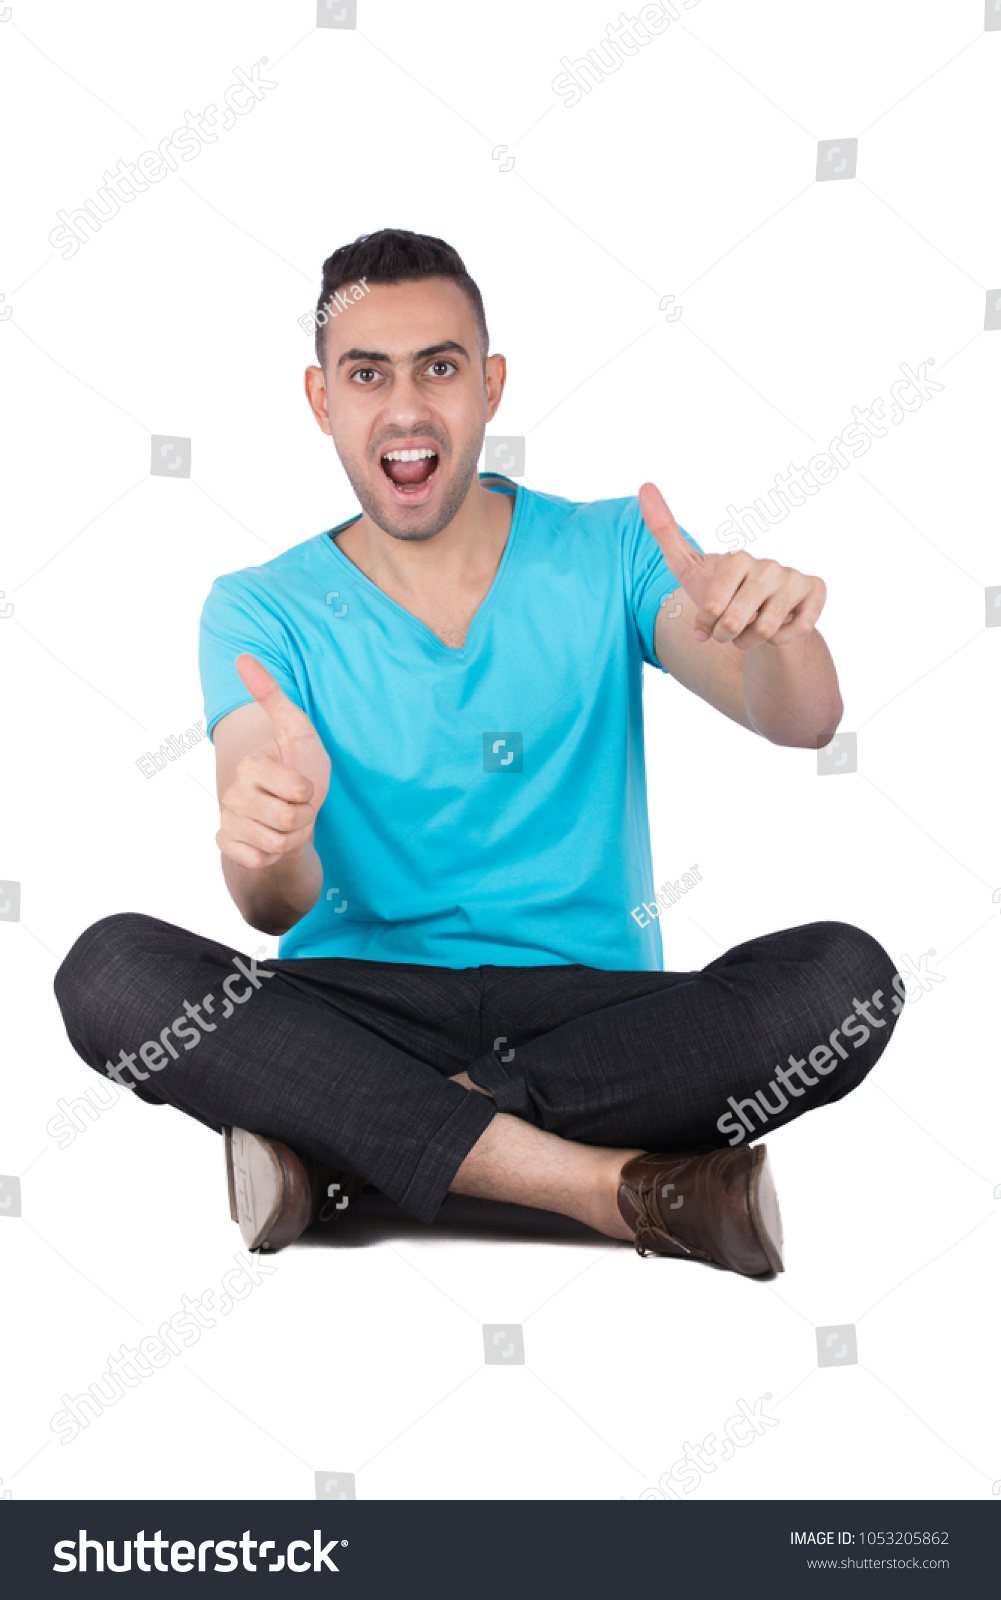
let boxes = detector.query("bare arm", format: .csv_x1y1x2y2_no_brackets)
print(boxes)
654,588,843,748
213,658,331,937
643,484,843,749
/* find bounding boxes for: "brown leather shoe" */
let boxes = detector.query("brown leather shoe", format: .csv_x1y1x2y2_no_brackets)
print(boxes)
224,1127,364,1253
617,1143,784,1277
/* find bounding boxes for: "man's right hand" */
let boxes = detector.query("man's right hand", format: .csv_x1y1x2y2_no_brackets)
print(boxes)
216,655,332,870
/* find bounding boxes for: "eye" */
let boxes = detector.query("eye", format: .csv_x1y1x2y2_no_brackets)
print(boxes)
350,367,380,385
426,360,456,378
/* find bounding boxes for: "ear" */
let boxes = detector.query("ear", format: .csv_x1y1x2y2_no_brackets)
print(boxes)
304,365,332,436
484,352,507,422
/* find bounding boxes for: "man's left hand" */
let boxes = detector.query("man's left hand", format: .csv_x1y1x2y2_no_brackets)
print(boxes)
639,482,828,650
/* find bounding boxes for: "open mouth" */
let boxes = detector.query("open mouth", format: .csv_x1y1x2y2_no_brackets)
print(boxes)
380,446,440,499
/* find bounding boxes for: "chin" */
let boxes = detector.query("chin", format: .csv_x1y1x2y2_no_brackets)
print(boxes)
354,458,480,541
361,484,457,542
381,521,444,543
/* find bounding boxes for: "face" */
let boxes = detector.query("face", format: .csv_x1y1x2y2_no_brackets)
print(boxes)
304,277,506,541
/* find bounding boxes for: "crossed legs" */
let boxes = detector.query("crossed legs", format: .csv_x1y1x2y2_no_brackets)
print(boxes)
53,913,902,1240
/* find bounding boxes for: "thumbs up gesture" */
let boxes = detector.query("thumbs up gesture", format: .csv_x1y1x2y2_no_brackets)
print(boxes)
217,655,331,870
638,482,826,648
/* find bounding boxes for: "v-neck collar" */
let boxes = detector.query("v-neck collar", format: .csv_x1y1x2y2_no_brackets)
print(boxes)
321,480,524,658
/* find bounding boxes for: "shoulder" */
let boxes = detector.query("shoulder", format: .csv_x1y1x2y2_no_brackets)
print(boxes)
202,530,336,611
507,480,642,531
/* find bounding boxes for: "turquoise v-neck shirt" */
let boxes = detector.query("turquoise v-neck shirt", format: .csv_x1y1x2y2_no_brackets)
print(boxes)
198,475,703,970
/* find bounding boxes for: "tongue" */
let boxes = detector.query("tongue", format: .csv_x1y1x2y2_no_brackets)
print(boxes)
385,455,435,486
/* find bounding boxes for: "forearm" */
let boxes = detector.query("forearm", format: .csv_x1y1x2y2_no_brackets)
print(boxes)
742,629,843,748
221,838,324,937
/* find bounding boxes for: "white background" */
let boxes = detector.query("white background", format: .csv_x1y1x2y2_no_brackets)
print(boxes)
1,0,998,1503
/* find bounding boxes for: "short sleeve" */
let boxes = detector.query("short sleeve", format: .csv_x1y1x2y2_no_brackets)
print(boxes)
198,574,304,741
624,498,704,672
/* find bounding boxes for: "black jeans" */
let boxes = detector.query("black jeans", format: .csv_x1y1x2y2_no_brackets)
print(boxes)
53,913,901,1224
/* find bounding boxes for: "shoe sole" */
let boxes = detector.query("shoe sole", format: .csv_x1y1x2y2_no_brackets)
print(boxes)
225,1127,311,1253
747,1145,784,1274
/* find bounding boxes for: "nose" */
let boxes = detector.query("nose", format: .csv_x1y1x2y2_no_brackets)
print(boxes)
377,371,437,438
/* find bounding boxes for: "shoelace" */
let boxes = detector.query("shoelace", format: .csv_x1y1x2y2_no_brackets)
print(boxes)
625,1174,713,1262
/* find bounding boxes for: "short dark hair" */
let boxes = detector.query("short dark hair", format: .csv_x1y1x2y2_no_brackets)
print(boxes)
314,228,489,367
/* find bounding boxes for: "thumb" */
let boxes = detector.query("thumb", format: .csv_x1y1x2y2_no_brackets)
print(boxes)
235,654,315,746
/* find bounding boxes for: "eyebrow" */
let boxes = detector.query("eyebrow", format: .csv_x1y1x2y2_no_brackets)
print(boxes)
336,339,470,370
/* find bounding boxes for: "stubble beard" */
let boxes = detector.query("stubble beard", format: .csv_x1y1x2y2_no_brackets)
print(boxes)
335,431,485,543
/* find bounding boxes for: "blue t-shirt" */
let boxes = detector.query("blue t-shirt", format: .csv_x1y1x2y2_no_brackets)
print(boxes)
198,476,703,970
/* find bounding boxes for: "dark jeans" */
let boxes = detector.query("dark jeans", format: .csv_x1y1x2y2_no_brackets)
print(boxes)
53,913,901,1224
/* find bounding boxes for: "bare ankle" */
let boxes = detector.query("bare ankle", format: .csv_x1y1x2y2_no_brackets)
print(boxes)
585,1148,644,1241
449,1069,493,1098
449,1108,643,1243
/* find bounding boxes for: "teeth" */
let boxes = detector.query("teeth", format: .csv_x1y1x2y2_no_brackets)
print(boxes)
383,448,436,461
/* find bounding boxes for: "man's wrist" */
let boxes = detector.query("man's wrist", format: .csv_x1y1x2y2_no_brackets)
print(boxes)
224,838,323,933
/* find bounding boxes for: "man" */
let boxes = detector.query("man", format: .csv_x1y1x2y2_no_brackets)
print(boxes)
54,229,901,1276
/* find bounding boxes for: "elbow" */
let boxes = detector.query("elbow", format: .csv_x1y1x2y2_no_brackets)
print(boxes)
245,913,293,939
240,901,311,939
816,692,845,748
761,699,843,751
808,702,844,751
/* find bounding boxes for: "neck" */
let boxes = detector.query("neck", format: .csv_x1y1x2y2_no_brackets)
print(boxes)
339,476,513,601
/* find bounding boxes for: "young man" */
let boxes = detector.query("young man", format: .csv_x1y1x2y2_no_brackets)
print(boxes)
54,229,901,1276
